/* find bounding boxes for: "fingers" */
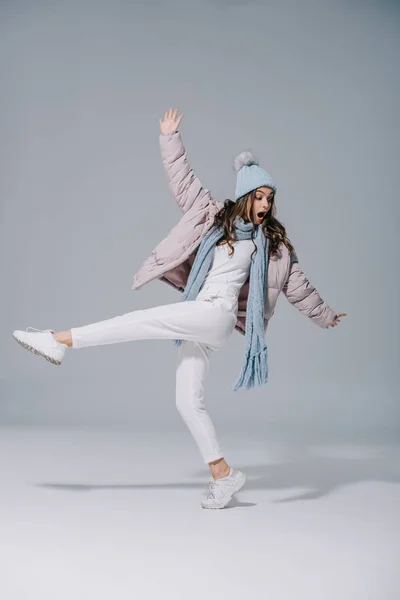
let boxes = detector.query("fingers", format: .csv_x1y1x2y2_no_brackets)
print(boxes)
328,312,347,327
163,108,175,122
329,316,345,327
162,108,182,122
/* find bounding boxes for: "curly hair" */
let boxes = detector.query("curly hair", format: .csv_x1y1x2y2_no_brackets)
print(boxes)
213,189,294,259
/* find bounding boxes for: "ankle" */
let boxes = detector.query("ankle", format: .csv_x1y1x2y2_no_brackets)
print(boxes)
209,458,231,480
53,331,72,347
213,468,231,480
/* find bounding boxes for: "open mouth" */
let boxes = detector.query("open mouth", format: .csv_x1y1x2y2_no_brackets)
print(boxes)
257,212,266,219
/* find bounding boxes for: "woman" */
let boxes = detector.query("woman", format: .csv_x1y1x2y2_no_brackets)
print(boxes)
13,108,346,510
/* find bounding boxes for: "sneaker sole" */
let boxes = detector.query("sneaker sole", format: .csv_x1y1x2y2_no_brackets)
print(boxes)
201,472,247,510
13,334,62,366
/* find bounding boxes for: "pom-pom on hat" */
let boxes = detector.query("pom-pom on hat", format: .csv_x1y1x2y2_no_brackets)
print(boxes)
233,151,276,201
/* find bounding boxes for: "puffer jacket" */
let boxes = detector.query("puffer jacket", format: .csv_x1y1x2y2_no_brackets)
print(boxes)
131,132,336,336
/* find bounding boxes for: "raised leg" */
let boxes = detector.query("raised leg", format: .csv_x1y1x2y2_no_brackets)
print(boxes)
69,300,233,350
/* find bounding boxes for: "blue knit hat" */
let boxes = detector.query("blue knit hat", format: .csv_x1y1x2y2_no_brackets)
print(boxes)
234,151,276,201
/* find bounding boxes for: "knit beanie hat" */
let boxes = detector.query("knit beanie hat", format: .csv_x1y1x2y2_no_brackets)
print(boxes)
234,151,277,201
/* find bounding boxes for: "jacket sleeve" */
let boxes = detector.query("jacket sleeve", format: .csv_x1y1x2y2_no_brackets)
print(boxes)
282,250,337,329
159,132,216,213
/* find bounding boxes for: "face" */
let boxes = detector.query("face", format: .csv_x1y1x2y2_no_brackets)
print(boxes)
246,187,274,224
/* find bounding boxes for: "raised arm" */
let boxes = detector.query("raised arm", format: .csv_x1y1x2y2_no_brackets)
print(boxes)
282,249,338,329
159,108,216,213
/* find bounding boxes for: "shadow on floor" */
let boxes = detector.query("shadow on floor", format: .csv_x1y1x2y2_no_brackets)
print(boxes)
34,447,400,503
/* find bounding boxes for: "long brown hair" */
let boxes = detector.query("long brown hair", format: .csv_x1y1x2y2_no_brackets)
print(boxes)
213,189,294,259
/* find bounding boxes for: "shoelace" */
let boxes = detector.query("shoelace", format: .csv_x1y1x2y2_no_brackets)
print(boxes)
207,479,227,500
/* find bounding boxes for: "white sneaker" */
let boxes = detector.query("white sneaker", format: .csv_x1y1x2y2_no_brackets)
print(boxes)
201,468,246,509
12,327,68,365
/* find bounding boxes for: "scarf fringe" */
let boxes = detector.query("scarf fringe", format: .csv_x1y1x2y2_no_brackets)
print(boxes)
232,345,268,391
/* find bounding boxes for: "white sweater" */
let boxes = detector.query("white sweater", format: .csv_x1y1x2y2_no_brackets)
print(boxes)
196,240,254,314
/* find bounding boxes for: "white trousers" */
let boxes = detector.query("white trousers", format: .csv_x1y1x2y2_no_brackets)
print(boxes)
71,283,239,464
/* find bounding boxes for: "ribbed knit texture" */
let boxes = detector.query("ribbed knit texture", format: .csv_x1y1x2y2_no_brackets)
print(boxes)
235,163,277,201
175,217,269,391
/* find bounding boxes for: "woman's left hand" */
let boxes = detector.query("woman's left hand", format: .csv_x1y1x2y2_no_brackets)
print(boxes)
328,312,347,328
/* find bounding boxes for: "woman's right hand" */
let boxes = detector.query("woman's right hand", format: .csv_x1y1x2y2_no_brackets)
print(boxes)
160,107,184,135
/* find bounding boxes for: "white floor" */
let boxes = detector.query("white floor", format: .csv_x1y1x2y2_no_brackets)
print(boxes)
1,428,399,600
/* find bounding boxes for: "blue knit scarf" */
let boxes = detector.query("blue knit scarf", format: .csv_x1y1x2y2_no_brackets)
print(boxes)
175,217,269,391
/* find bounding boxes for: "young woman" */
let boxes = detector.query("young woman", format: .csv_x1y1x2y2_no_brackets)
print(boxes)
13,108,346,510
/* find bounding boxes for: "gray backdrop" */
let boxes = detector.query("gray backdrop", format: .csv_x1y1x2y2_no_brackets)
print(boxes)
1,0,398,442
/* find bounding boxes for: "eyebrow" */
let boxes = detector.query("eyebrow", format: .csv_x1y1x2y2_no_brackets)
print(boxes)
257,191,274,199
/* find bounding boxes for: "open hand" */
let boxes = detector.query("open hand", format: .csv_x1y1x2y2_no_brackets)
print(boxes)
160,107,184,135
328,312,347,328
